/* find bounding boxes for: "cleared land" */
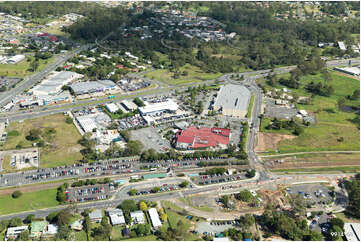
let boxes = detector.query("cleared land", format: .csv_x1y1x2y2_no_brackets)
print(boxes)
0,56,56,78
144,64,222,85
0,188,58,215
3,114,83,167
257,71,360,153
255,132,296,152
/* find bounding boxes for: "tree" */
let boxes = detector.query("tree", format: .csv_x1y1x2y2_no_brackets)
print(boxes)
134,224,151,236
8,218,22,227
337,97,346,108
17,230,29,241
161,213,168,222
246,169,256,178
237,190,253,203
344,174,360,218
293,125,304,136
139,201,148,211
118,200,137,213
152,187,160,193
65,117,73,124
47,211,59,223
350,90,360,100
56,225,71,240
12,190,22,199
83,215,91,241
179,181,189,188
55,209,72,226
23,214,35,224
303,230,323,241
329,218,344,230
239,214,255,231
26,129,42,141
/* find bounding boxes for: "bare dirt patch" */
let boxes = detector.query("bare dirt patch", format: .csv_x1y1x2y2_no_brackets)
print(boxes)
255,132,296,152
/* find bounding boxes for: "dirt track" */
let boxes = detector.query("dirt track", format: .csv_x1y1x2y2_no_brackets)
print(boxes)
270,160,359,170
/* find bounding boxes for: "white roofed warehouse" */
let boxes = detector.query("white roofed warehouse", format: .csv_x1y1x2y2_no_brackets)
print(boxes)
138,99,179,116
31,71,82,96
213,84,251,118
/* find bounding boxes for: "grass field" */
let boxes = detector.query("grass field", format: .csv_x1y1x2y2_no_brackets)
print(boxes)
272,166,360,174
165,210,199,241
0,188,58,215
262,153,360,162
3,114,83,168
144,64,222,85
335,212,360,223
257,71,360,153
246,94,254,118
0,56,56,78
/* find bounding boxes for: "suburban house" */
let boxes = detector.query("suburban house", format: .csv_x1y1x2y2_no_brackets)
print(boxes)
148,208,162,228
130,210,145,225
107,208,126,226
89,209,103,223
30,221,47,238
6,225,28,240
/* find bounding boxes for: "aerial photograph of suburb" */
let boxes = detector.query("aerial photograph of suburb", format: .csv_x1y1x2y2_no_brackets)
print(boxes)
0,1,359,241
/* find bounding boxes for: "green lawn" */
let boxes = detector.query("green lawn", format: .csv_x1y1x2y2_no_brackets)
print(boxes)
0,188,58,215
334,212,360,223
3,114,83,168
165,210,200,241
162,201,183,212
144,64,222,85
0,56,56,78
246,94,254,118
258,71,360,153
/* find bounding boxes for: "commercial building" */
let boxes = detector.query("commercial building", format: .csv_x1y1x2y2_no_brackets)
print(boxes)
6,226,28,240
75,112,111,134
7,54,25,64
108,209,126,225
176,126,230,149
70,80,119,95
344,223,360,241
105,103,119,113
148,208,162,228
138,99,179,116
31,71,82,96
121,100,138,111
130,210,145,224
89,209,103,222
213,84,251,118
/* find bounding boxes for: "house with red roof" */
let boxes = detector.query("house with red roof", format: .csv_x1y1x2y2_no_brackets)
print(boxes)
175,126,230,150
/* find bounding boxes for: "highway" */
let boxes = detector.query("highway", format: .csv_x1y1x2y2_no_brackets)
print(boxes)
1,58,358,123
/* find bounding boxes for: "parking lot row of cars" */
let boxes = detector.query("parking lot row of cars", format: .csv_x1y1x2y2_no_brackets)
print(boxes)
131,183,183,196
197,174,245,185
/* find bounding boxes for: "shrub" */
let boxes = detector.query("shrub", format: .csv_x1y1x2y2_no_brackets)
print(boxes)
12,190,22,199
